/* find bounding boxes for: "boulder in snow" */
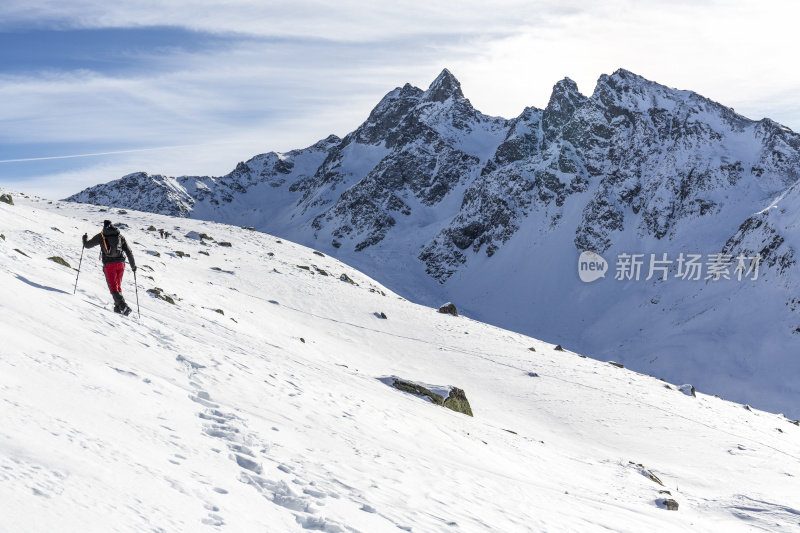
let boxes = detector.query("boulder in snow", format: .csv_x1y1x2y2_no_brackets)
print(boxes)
629,462,663,486
660,498,679,511
339,273,357,285
391,378,473,417
48,256,71,268
438,302,458,316
679,384,696,397
443,387,473,417
147,287,176,305
392,379,444,405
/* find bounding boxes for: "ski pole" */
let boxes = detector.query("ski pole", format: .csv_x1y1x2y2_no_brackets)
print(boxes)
73,244,85,294
134,268,140,318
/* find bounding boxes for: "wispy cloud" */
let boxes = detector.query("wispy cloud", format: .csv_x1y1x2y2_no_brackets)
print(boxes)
0,0,560,39
0,143,215,163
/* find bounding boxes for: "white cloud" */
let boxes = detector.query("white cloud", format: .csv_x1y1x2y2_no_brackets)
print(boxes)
450,0,800,123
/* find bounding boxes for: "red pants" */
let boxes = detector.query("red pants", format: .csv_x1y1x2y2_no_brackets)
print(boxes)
104,263,125,293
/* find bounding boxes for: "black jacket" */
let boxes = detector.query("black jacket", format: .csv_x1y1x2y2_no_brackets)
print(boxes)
84,227,136,267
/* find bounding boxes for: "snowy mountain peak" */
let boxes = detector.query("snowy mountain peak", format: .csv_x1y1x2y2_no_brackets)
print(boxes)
602,67,657,89
610,67,644,80
543,77,587,134
423,68,465,103
592,67,681,104
354,83,424,145
399,82,422,97
549,77,582,98
122,171,149,180
64,69,800,418
316,134,342,148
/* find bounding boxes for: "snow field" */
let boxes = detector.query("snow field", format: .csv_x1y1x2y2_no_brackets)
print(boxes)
1,195,799,532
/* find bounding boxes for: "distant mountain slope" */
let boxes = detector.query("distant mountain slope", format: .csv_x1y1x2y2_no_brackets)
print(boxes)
2,194,800,531
65,68,800,415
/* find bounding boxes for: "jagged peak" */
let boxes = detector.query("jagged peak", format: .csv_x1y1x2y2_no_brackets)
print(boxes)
399,82,422,97
593,68,659,93
546,77,586,110
352,83,424,145
314,134,342,148
515,105,543,120
553,77,580,93
591,68,761,128
370,84,423,116
422,68,464,103
590,68,700,112
758,117,795,133
121,171,150,180
609,68,643,81
540,78,586,134
381,83,424,102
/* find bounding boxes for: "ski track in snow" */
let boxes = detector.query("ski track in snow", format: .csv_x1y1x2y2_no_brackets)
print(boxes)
1,195,800,532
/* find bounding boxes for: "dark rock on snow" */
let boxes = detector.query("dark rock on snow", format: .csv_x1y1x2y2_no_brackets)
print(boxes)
661,499,679,511
48,256,71,268
438,302,458,316
392,378,473,416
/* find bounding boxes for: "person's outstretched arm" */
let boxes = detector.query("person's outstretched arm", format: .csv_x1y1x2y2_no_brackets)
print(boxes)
83,232,101,248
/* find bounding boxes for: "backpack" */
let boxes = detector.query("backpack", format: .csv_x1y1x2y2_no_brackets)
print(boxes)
100,232,124,259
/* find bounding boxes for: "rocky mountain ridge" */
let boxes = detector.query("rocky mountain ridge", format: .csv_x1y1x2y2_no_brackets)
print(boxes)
66,68,800,414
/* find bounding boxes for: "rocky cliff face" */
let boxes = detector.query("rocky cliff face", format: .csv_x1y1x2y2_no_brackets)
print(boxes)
304,70,506,253
423,70,800,280
66,68,800,414
68,69,800,276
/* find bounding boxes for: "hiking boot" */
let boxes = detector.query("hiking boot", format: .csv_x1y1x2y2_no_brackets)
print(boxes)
112,292,129,314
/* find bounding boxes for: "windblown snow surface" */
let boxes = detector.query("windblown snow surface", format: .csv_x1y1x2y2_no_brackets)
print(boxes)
1,194,799,532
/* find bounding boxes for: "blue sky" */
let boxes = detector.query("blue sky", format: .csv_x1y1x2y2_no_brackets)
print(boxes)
1,0,798,199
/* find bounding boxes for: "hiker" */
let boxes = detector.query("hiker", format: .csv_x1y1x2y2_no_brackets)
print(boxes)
83,220,137,315
159,228,164,238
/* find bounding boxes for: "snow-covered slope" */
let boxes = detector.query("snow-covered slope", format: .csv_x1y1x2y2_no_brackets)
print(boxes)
64,69,800,417
2,194,800,532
